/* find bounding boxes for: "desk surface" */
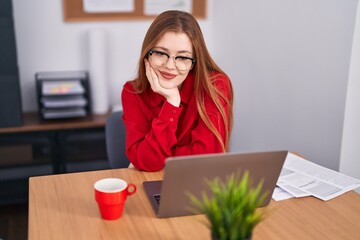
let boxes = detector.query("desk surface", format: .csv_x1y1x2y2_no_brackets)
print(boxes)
28,168,360,240
0,112,109,134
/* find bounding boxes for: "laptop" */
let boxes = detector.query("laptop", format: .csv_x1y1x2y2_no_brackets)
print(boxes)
143,150,288,218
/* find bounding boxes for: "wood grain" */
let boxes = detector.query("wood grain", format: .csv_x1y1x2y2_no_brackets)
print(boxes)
62,0,207,22
29,168,360,240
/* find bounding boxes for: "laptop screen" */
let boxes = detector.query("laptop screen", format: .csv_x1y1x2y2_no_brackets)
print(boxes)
143,150,288,218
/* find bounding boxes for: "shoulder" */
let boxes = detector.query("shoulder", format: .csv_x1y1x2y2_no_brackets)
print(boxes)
122,80,154,102
121,81,139,104
210,72,232,92
122,80,140,97
123,80,136,92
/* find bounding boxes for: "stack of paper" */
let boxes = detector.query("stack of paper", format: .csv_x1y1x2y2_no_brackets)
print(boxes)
42,108,87,119
272,152,360,201
41,95,87,108
39,79,89,119
42,80,85,96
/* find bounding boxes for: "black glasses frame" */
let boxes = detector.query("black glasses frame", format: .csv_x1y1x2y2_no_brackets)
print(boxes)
148,50,197,66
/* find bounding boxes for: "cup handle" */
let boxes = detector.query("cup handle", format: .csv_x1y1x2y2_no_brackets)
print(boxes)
127,183,137,196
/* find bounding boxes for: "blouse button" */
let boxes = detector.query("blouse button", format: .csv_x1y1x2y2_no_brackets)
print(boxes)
170,118,174,122
172,110,176,114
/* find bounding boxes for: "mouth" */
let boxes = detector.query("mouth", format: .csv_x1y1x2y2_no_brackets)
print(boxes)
159,70,177,80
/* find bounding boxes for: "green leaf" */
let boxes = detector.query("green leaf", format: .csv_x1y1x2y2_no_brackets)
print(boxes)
187,171,268,240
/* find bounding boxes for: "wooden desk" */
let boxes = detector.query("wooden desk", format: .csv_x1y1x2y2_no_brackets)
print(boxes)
28,168,360,240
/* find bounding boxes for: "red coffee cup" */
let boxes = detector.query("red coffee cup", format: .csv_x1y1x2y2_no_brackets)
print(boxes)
94,178,136,220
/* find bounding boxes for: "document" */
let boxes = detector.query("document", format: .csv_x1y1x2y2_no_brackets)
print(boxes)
41,95,87,108
42,108,87,119
272,187,294,201
272,153,360,201
83,0,134,13
144,0,192,15
42,80,84,96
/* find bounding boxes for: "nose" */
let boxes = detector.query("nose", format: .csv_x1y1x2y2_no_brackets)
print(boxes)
164,56,176,69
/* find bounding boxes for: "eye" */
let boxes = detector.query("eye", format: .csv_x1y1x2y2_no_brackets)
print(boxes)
151,50,168,57
175,56,193,62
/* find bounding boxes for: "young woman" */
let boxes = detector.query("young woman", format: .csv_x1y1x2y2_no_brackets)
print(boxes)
122,10,234,171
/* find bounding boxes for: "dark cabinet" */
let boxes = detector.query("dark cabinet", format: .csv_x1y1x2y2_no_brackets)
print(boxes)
0,0,22,128
0,113,110,205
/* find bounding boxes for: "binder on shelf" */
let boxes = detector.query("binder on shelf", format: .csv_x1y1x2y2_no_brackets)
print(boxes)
36,71,91,120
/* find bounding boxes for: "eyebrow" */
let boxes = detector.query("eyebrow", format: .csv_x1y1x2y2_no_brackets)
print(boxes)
153,46,193,55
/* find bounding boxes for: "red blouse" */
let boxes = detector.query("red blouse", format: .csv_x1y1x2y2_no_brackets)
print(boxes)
121,72,232,172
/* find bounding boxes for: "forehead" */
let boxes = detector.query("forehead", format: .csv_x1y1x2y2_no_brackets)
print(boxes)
155,32,192,52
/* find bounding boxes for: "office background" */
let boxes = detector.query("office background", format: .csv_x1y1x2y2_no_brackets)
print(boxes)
10,0,360,181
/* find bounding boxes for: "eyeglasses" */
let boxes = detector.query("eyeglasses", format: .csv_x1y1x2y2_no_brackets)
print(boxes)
148,50,196,71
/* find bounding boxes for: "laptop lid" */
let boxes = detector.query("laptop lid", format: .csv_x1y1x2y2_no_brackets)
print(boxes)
143,150,288,218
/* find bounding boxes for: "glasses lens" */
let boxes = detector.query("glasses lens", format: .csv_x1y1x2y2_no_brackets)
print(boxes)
149,51,168,67
149,51,194,71
175,58,193,71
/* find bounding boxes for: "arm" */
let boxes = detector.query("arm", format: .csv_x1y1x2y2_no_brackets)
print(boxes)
174,74,232,155
121,83,183,171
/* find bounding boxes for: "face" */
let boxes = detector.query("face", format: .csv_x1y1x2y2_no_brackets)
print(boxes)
148,31,193,89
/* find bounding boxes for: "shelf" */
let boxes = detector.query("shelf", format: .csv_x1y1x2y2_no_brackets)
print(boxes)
0,111,109,134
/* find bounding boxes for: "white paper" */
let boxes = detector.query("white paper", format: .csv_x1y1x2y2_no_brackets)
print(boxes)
274,153,360,201
272,187,294,201
42,81,84,96
41,96,87,108
144,0,192,15
83,0,134,13
42,108,87,119
277,183,311,198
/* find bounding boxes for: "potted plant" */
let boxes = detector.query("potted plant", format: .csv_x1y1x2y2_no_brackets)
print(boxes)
188,172,268,240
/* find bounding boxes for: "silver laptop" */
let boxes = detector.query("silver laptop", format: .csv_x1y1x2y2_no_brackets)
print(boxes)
143,150,288,218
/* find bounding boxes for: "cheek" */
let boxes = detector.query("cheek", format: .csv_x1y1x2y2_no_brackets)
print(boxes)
177,71,190,82
176,75,187,84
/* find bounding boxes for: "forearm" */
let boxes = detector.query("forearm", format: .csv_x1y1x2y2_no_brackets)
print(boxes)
124,101,183,171
126,118,178,171
173,117,226,156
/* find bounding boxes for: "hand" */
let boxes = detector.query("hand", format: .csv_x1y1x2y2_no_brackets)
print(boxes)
145,59,181,107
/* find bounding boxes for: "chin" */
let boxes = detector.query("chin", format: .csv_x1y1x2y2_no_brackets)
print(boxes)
159,79,180,89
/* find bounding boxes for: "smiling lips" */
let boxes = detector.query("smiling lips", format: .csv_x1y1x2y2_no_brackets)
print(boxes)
159,70,177,80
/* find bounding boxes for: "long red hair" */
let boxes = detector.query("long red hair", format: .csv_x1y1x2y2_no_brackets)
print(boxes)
133,10,233,151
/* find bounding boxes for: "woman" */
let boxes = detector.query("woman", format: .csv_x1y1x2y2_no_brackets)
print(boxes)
122,10,234,171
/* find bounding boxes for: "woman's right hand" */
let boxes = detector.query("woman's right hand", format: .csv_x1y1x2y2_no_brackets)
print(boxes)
144,59,181,107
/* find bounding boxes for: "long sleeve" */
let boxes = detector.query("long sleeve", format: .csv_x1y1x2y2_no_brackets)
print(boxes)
173,74,232,156
122,83,183,171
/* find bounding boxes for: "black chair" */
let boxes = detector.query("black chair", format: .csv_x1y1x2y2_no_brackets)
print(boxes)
105,111,130,168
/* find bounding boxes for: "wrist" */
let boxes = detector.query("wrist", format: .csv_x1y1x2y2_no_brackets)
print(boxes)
166,96,181,107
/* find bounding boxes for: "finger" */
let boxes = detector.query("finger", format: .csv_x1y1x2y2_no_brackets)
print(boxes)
149,67,161,91
144,59,151,79
144,60,154,85
144,60,160,91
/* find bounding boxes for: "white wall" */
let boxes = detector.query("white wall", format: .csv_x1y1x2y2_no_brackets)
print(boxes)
12,0,215,112
12,0,359,171
340,0,360,192
212,0,358,170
